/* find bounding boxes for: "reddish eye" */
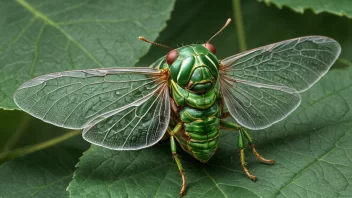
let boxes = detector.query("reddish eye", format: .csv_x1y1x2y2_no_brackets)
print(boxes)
166,50,179,65
203,43,216,54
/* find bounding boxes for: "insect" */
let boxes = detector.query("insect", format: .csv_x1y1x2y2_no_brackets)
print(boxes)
14,18,341,196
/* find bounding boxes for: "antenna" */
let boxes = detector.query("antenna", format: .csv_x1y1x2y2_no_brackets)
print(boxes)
139,36,172,50
207,18,232,44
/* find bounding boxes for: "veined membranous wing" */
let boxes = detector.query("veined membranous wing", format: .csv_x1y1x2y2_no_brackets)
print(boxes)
220,36,341,130
14,68,170,149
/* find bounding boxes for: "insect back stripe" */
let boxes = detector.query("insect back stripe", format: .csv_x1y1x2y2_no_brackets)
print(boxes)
206,53,219,69
177,55,195,86
198,54,218,76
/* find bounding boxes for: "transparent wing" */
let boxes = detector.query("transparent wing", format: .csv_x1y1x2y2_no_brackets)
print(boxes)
220,36,341,130
220,77,301,130
14,68,170,149
83,84,170,150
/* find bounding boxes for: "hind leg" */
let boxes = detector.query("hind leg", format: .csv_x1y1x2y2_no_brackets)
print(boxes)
237,129,257,181
241,127,274,165
220,120,274,181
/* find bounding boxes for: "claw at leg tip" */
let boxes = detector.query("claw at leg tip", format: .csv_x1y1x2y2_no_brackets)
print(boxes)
251,176,257,182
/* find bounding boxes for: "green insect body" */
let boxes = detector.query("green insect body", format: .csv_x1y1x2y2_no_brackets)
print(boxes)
151,45,222,162
13,19,341,196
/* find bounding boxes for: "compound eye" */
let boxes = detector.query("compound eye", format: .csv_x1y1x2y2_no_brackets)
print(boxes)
166,49,179,65
203,43,216,54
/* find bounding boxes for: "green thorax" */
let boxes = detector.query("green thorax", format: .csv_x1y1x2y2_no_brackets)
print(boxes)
150,44,220,93
171,80,220,109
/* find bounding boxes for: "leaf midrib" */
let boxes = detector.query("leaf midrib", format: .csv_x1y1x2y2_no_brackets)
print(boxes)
203,168,228,198
15,0,104,68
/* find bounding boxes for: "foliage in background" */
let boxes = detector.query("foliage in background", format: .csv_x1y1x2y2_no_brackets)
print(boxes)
0,0,351,197
258,0,352,18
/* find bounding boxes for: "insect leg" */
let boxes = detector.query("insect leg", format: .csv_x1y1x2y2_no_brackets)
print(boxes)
220,120,257,180
241,128,275,165
220,98,231,119
220,120,274,164
238,129,257,181
170,98,179,116
168,123,186,196
220,119,274,180
219,119,241,129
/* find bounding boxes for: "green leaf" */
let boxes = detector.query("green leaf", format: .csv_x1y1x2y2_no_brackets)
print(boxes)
0,137,88,198
258,0,352,19
69,0,352,197
0,0,175,110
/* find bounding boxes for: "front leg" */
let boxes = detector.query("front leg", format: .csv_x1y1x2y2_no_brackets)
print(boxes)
168,123,186,196
220,119,274,181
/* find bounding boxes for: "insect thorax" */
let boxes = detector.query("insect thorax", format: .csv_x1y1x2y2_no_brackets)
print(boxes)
151,44,220,93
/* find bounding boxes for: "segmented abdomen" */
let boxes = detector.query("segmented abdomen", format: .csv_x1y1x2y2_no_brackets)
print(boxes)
180,106,220,162
172,83,221,162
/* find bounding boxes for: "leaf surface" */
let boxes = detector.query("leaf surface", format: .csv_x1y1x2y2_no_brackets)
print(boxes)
258,0,352,18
